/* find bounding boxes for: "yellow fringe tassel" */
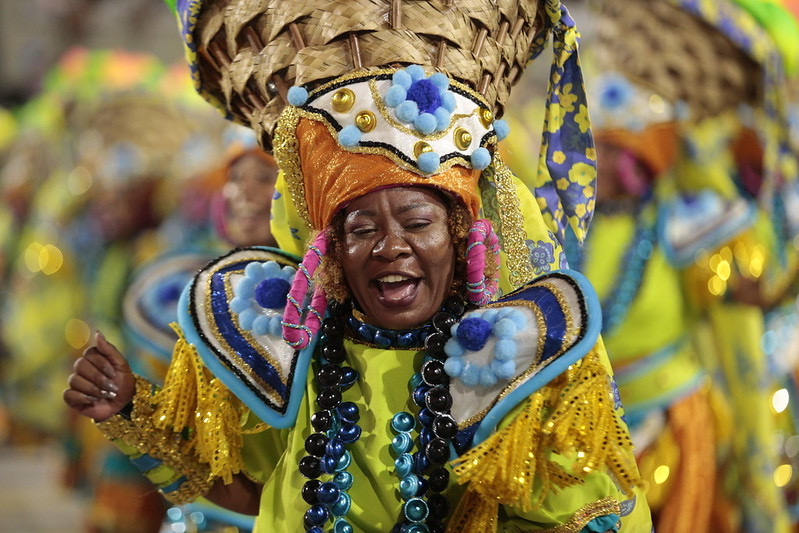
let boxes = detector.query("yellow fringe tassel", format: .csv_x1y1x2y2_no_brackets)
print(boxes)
150,324,247,484
447,349,640,532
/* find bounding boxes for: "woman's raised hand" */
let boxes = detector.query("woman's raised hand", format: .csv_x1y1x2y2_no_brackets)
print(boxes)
63,331,136,422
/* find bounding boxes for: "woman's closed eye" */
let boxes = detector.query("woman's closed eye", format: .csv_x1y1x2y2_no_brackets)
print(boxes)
403,219,432,231
348,224,377,237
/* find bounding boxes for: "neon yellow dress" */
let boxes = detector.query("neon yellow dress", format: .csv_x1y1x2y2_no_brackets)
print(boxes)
97,244,651,532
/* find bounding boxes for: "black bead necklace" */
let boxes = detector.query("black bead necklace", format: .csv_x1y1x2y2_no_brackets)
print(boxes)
298,297,466,533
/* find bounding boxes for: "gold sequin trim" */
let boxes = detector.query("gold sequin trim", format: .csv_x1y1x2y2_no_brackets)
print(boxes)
273,105,312,231
450,350,640,524
491,154,535,287
95,375,214,505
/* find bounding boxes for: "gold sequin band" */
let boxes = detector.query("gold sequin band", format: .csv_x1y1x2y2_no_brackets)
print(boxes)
95,375,214,505
490,153,536,287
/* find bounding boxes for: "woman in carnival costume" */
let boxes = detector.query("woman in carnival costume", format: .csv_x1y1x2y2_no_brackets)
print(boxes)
591,1,799,531
65,1,652,531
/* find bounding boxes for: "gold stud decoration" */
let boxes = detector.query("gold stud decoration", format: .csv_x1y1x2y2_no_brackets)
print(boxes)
454,127,472,150
354,110,377,132
414,141,433,158
479,107,493,128
331,88,355,113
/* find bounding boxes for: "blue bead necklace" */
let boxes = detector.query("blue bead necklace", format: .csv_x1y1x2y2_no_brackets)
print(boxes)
299,298,465,532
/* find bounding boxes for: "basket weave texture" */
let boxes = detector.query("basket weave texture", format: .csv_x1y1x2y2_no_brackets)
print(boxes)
191,0,545,150
596,0,760,121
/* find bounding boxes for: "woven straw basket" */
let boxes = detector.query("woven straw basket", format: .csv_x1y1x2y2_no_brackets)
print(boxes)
594,0,760,121
190,0,547,150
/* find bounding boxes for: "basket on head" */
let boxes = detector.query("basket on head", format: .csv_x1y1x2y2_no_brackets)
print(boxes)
175,0,552,151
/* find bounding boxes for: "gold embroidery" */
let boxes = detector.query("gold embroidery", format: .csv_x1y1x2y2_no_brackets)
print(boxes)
503,497,622,533
367,78,478,140
492,154,536,287
273,105,312,230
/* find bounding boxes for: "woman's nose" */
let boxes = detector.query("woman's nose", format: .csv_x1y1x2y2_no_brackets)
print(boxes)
372,230,412,260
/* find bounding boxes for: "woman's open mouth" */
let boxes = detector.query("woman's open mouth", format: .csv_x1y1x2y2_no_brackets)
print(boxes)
372,274,420,306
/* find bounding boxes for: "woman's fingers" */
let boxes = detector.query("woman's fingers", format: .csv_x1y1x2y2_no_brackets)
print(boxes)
67,365,118,400
64,331,137,421
75,349,120,392
95,331,129,373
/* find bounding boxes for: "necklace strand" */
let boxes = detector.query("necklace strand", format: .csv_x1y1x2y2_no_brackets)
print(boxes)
299,298,466,532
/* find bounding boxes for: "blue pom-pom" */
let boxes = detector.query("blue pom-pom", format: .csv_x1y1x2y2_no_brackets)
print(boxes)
255,278,291,309
230,297,250,313
414,112,437,135
460,362,480,387
441,92,456,112
443,356,464,378
263,260,281,276
508,309,528,330
428,72,450,90
268,316,283,336
245,261,265,279
236,276,256,296
479,367,498,387
491,359,516,380
392,70,412,89
444,337,465,358
457,317,493,351
239,309,256,330
281,265,297,277
405,64,425,81
434,108,451,132
481,309,499,323
384,85,407,108
471,147,492,170
338,125,362,147
396,100,419,123
287,86,309,106
252,315,270,335
407,79,442,113
417,151,440,174
494,318,517,339
497,307,515,319
494,339,517,361
493,119,510,141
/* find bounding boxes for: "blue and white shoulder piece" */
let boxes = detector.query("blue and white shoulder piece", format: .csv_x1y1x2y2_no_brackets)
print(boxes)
446,270,602,451
657,190,755,268
177,246,317,429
